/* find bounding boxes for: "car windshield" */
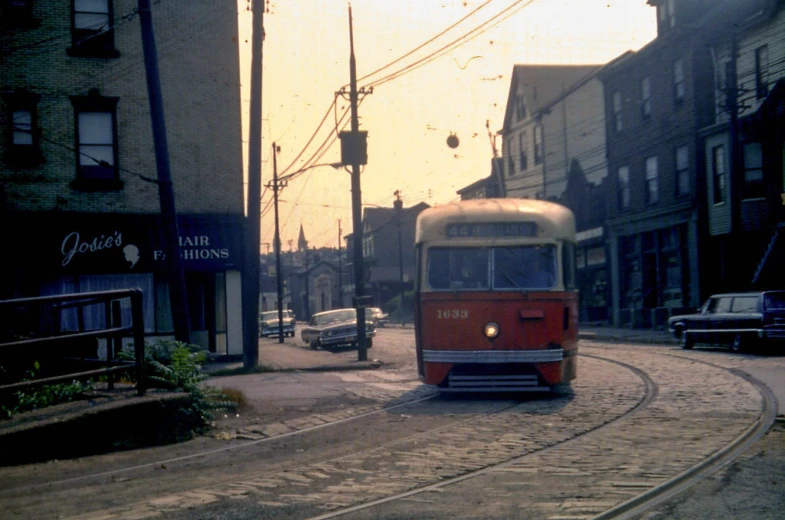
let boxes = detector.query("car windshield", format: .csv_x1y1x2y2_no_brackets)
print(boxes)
262,311,287,320
764,292,785,310
312,310,356,326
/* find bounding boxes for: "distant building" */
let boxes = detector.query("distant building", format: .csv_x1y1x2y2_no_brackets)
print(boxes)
455,158,505,200
345,201,430,313
697,0,785,291
0,1,245,354
598,0,766,327
498,64,600,199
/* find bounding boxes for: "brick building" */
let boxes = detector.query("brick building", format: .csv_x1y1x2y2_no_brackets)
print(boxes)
0,1,245,354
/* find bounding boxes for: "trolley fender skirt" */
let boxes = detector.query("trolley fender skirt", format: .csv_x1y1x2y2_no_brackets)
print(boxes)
424,362,452,386
534,361,563,385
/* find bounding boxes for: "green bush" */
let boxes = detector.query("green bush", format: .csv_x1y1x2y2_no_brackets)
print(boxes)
1,361,94,418
120,340,235,432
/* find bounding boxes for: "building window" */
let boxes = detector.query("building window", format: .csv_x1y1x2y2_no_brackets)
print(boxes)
1,0,39,28
755,45,769,100
742,142,765,200
618,165,630,210
533,125,543,165
515,94,526,121
641,76,651,120
518,131,528,171
70,93,121,190
675,145,690,196
68,0,119,58
506,138,516,176
612,91,623,133
3,91,43,167
673,58,685,105
712,144,726,204
645,155,659,204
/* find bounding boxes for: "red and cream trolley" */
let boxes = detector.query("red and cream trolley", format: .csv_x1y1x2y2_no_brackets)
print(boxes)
414,199,578,392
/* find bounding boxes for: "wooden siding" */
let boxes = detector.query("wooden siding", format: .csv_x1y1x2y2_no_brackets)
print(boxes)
737,6,785,119
541,77,607,200
704,132,732,235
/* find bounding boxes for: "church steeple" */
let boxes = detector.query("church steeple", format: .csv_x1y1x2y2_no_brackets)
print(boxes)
297,224,308,252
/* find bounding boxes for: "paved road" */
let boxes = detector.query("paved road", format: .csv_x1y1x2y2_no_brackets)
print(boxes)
1,329,782,519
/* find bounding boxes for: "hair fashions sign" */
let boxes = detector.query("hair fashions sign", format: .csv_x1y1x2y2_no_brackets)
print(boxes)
42,214,243,274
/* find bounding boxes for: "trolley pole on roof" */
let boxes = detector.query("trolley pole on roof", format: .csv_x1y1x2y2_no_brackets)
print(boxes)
338,5,372,361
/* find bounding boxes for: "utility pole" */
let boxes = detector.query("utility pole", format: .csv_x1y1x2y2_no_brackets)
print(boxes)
304,246,310,320
394,190,405,325
338,5,372,361
242,0,264,367
267,143,286,343
338,219,343,308
727,34,741,291
137,0,190,343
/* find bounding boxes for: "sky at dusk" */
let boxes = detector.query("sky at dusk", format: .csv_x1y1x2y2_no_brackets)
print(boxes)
237,0,658,251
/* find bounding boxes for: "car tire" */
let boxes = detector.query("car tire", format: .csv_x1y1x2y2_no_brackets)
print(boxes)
310,341,318,350
681,331,694,350
366,338,373,349
731,334,745,353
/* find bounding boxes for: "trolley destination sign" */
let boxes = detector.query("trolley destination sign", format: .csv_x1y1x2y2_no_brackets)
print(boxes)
446,222,538,238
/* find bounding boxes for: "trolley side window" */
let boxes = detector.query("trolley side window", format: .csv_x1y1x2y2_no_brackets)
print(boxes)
493,245,557,290
427,247,489,290
562,242,576,291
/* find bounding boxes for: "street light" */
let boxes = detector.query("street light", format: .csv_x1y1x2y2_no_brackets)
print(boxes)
276,162,342,184
266,158,342,339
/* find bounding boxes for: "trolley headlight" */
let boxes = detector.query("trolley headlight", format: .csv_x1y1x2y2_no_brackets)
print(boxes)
484,322,500,339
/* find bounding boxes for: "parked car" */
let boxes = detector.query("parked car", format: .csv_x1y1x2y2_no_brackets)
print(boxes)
301,308,376,350
668,291,785,352
259,309,296,338
367,307,389,327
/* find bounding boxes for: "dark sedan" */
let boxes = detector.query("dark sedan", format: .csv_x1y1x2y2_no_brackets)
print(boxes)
668,291,785,352
301,308,376,350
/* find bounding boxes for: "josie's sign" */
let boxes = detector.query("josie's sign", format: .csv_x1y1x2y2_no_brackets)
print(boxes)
49,215,243,273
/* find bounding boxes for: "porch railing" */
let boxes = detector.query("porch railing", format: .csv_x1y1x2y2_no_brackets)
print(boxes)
0,289,147,398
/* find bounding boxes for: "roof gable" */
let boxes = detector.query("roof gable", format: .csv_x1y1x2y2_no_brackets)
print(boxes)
501,64,601,133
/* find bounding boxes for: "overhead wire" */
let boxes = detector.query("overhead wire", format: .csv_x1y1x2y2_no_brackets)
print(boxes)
348,0,494,86
363,0,539,90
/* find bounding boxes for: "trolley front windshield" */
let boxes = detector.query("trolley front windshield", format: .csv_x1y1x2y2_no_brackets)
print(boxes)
427,245,557,291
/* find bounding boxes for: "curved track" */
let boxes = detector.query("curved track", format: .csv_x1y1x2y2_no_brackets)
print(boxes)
0,347,774,520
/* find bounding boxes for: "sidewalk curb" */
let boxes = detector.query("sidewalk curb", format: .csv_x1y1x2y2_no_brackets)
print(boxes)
578,332,680,346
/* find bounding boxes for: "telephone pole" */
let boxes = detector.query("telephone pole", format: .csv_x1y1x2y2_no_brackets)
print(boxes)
338,219,343,308
394,190,405,324
267,143,286,343
242,0,264,367
137,0,190,343
338,5,372,361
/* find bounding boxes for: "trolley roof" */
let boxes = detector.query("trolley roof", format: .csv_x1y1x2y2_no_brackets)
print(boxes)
415,198,576,244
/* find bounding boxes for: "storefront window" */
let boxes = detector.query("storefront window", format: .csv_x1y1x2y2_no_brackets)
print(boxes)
43,274,155,333
586,247,606,266
621,235,642,308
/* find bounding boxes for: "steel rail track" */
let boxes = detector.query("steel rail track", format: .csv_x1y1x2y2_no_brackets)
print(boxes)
5,392,440,491
303,352,659,520
589,349,779,520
